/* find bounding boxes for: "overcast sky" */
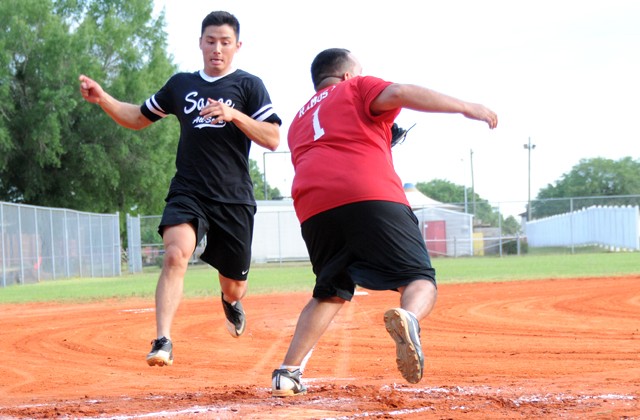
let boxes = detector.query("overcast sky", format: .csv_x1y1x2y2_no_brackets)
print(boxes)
153,0,640,216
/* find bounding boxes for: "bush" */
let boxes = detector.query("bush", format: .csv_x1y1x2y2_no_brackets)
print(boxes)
502,238,528,255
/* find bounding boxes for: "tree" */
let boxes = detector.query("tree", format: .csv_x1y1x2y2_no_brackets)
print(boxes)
0,0,177,214
502,215,522,236
416,179,499,226
250,159,281,200
533,157,640,218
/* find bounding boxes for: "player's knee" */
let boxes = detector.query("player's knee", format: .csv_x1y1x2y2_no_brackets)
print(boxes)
220,275,247,301
162,244,191,269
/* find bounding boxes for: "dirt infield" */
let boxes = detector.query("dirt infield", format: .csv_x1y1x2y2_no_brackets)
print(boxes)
0,275,638,419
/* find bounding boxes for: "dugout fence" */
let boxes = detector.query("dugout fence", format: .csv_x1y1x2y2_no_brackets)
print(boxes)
0,201,121,287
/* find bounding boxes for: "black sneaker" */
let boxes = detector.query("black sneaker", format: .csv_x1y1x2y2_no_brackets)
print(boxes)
272,368,307,397
221,293,246,338
146,336,173,367
384,308,424,384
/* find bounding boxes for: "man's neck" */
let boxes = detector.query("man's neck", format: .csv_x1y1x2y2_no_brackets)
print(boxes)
315,76,343,91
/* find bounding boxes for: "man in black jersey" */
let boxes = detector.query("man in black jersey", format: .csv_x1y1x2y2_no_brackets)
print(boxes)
79,11,281,367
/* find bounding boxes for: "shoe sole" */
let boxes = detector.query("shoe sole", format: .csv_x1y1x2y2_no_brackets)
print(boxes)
272,369,307,397
146,350,173,367
272,388,307,397
146,356,173,366
222,297,246,338
225,319,246,338
384,308,423,384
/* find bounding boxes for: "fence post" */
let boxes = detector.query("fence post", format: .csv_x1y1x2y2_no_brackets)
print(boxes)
100,216,105,277
453,236,457,257
77,213,83,278
18,207,24,284
63,209,70,278
34,208,41,282
49,208,55,280
115,212,121,276
126,214,132,274
126,213,143,274
496,206,503,258
569,198,575,254
1,203,5,287
89,216,94,277
277,211,283,265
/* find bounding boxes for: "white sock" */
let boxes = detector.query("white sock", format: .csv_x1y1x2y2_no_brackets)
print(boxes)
222,295,237,306
300,346,314,373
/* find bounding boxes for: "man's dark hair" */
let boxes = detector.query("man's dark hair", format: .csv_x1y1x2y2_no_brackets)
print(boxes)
201,11,240,39
311,48,352,90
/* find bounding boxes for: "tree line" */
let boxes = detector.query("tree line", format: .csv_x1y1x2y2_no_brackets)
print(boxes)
416,156,640,232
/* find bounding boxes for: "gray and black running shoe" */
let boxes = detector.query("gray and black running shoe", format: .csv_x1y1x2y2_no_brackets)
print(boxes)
384,308,424,383
272,368,308,397
221,293,246,337
146,336,173,367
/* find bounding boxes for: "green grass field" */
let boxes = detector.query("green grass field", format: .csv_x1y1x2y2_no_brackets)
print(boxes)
0,252,638,304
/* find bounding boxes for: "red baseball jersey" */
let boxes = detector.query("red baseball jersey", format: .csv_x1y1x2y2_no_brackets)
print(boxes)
288,75,408,223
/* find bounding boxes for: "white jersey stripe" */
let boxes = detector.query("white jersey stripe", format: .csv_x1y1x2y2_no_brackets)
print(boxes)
252,104,275,122
145,95,168,118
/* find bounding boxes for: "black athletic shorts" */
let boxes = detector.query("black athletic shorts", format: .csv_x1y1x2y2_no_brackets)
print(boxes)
301,200,436,301
158,192,255,280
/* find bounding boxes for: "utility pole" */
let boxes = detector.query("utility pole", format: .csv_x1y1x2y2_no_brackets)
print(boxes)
462,158,468,213
523,137,536,220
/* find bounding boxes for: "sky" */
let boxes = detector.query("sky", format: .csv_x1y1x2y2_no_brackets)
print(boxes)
152,0,640,217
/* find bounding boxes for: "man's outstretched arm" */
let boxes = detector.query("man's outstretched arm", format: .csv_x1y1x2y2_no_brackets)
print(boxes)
79,74,152,130
371,83,498,129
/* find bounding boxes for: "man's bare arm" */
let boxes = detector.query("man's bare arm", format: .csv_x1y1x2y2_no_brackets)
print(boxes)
79,74,152,130
371,83,498,129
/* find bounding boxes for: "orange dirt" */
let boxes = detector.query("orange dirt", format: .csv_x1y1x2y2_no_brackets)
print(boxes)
0,276,638,419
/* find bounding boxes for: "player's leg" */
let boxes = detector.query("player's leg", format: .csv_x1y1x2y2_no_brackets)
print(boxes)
219,273,248,337
219,273,247,302
272,205,352,396
147,223,197,366
199,203,255,338
344,201,437,384
383,279,437,382
283,296,344,366
399,279,438,321
156,223,197,336
272,296,345,397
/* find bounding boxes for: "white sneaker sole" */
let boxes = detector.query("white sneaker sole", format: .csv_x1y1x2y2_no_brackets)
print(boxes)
384,308,423,384
146,350,173,366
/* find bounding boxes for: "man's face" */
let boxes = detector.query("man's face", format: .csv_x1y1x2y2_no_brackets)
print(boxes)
199,24,242,77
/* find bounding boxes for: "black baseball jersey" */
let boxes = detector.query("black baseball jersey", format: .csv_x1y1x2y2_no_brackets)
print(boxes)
140,69,281,205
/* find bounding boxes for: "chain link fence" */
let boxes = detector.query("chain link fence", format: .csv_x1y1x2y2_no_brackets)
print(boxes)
0,202,121,287
4,194,637,284
124,195,639,274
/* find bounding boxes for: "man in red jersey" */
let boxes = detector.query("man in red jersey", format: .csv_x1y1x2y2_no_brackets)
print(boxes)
271,48,497,397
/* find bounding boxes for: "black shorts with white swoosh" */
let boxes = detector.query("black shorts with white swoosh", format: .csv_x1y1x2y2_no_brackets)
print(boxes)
159,192,255,280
